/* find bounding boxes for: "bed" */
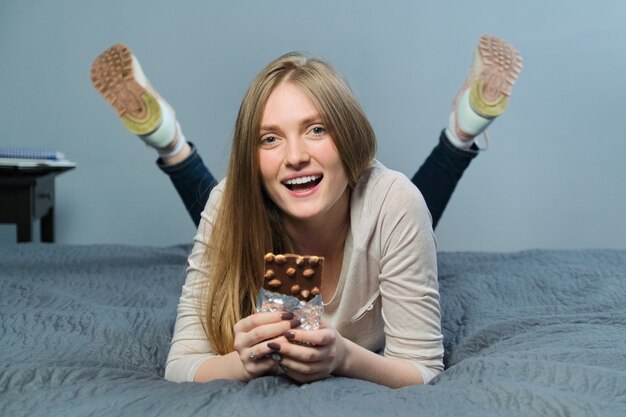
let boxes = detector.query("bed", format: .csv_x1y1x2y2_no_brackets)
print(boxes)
1,244,625,416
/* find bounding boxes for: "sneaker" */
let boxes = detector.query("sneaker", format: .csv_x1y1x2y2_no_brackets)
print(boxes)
452,35,523,142
90,44,169,139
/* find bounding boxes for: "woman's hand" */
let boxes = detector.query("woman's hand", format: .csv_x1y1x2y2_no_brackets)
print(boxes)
232,311,301,381
266,320,348,384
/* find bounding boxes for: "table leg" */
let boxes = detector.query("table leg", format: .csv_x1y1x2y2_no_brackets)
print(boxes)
41,206,54,242
16,188,33,243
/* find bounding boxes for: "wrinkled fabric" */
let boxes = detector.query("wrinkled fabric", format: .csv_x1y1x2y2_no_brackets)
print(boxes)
1,244,625,417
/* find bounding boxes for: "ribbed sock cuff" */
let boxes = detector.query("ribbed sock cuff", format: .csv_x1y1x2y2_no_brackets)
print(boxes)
446,113,474,150
157,122,187,159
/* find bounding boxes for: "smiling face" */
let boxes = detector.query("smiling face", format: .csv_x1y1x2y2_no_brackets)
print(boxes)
258,81,349,224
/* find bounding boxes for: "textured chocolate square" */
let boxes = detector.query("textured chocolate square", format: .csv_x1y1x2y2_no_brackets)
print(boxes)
263,253,324,302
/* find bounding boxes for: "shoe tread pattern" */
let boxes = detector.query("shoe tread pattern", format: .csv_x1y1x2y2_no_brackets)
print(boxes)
470,35,523,118
90,44,161,135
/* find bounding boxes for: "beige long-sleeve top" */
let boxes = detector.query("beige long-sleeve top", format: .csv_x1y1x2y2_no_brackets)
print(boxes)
165,160,443,383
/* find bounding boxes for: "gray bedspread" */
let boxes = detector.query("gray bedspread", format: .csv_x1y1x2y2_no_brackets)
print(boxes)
1,244,625,416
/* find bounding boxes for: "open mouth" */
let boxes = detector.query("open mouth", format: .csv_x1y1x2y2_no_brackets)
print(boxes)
283,175,323,192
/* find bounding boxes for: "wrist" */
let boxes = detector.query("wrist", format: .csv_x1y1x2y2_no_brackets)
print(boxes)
232,351,253,382
333,336,354,376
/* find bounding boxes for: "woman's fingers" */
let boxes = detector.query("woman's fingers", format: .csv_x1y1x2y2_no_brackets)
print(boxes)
277,350,330,384
233,311,300,351
243,353,278,379
266,323,345,382
234,310,295,333
283,327,335,347
238,328,285,379
265,334,327,373
247,342,277,363
233,310,302,379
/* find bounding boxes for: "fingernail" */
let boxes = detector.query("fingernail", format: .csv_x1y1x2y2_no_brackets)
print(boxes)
267,342,281,351
283,331,296,340
290,318,301,328
281,311,294,320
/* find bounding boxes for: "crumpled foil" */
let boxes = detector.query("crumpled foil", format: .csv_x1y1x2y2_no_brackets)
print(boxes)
256,288,323,331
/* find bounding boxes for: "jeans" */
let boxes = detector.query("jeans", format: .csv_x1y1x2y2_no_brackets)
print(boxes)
159,131,477,229
157,143,217,227
411,130,478,229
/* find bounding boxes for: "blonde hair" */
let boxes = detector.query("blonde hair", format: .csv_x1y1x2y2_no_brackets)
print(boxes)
202,52,377,354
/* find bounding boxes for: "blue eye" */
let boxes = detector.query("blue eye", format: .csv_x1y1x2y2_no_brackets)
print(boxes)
311,126,326,136
261,136,277,146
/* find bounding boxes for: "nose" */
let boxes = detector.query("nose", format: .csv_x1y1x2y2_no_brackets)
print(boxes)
284,137,310,168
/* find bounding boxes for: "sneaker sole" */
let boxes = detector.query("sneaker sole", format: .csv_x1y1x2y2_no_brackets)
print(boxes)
90,44,162,135
469,35,523,118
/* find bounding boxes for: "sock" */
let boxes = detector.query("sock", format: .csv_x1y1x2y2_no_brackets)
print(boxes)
446,89,495,150
157,122,187,159
446,112,474,150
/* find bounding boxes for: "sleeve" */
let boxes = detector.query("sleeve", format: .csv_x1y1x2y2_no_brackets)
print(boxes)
377,175,444,382
164,181,225,382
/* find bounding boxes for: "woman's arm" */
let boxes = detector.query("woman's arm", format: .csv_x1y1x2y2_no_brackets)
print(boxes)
165,184,225,382
337,338,424,387
193,351,248,382
376,174,443,379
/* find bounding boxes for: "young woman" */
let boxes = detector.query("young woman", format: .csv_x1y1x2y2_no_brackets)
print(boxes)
91,36,522,387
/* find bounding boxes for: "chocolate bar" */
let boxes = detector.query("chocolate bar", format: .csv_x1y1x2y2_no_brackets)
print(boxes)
263,253,324,302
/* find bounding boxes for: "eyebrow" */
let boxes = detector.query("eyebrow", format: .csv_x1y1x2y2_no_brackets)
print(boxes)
260,115,324,134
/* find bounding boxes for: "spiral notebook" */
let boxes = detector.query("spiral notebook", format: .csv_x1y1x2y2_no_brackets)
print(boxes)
0,147,76,171
0,147,66,160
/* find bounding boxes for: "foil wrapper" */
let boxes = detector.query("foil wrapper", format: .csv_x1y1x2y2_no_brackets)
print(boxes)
256,288,323,331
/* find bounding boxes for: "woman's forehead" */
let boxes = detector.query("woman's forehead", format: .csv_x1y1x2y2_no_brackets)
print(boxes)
261,82,322,128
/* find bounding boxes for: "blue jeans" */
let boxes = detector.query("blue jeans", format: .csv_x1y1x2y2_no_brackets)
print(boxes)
159,130,477,229
157,144,217,227
411,130,478,229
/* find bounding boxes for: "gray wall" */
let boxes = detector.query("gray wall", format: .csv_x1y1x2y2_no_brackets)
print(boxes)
1,0,624,251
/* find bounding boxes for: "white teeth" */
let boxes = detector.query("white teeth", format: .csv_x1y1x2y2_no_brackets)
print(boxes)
285,175,320,185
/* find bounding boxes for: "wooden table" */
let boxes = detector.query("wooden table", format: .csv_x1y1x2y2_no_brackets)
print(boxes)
0,166,74,242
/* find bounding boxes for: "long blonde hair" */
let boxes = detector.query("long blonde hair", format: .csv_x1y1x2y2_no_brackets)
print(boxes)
203,52,377,354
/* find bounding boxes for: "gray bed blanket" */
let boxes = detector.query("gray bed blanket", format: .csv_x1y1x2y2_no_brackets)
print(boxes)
1,244,625,416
